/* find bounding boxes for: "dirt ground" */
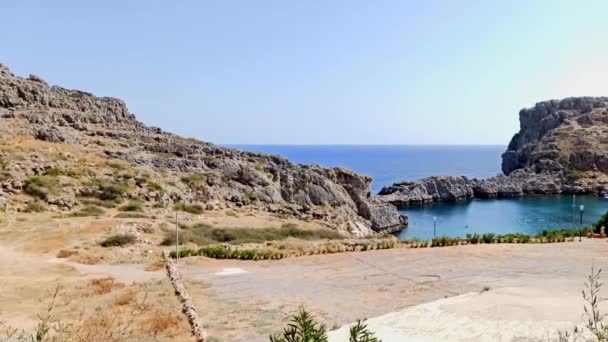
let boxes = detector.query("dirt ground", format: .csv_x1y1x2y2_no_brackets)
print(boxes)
0,209,195,341
3,206,608,341
179,239,608,341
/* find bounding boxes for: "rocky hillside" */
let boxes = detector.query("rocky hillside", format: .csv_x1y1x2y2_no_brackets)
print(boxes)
502,97,608,177
379,97,608,207
0,63,405,236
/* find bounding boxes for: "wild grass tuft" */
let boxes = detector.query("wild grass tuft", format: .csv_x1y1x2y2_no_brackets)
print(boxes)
100,234,136,247
118,200,144,212
24,175,61,199
71,205,105,217
173,203,204,215
24,199,46,213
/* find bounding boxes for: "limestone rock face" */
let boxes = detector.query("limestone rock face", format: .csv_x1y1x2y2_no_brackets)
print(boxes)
378,97,608,208
0,63,405,235
378,176,475,206
503,97,608,176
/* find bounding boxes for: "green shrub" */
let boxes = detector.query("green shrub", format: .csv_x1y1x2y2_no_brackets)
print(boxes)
114,212,148,219
594,211,608,232
481,233,496,244
349,319,380,342
269,308,380,342
146,180,164,194
100,234,136,247
24,200,46,213
82,198,120,208
99,183,129,201
24,176,60,199
43,167,67,176
567,169,587,180
173,203,204,215
269,308,328,342
106,160,128,171
466,233,480,244
118,200,143,212
181,173,208,192
161,223,343,247
71,205,105,217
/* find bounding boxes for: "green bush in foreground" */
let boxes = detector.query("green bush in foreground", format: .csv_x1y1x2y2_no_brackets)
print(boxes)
349,319,381,342
269,308,328,342
269,308,381,342
100,233,136,247
594,211,608,232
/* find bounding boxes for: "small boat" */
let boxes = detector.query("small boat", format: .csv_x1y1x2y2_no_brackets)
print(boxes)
604,193,608,200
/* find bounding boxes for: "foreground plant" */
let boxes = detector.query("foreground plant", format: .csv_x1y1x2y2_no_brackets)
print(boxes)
583,266,608,340
0,284,155,342
270,309,381,342
270,308,328,342
349,319,380,342
556,265,608,341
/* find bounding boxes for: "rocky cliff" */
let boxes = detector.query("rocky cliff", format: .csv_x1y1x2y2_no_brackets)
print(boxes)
0,63,405,236
379,97,608,207
502,97,608,177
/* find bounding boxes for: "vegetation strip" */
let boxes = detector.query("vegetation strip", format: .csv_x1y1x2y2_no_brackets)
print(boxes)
169,239,399,260
162,250,207,341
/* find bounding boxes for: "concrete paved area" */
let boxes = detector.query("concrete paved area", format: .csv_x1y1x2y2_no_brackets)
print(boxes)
178,240,608,341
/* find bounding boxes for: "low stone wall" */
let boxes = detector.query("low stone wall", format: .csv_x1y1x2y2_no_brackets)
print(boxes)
162,250,207,342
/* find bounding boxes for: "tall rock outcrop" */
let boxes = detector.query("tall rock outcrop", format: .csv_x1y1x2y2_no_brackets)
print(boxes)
0,63,405,236
502,97,608,176
378,97,608,207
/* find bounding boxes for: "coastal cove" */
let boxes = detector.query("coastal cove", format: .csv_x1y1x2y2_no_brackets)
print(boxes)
398,195,608,240
233,144,608,240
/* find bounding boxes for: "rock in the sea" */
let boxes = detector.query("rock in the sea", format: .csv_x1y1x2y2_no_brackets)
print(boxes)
378,176,475,206
378,97,608,208
503,97,608,177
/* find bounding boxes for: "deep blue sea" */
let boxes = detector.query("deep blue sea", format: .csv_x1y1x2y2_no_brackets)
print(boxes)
228,145,608,239
229,145,504,193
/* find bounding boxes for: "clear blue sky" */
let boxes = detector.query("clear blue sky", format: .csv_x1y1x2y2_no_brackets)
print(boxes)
2,1,607,145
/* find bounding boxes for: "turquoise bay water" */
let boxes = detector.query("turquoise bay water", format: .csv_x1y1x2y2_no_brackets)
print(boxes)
398,195,608,240
229,145,608,239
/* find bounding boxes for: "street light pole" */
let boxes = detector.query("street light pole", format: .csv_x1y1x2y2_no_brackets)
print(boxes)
175,211,179,261
580,205,585,226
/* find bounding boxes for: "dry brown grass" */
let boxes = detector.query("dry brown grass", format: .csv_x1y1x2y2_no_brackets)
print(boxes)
147,312,181,335
144,260,165,272
71,253,102,265
86,277,124,296
56,249,78,258
114,290,136,306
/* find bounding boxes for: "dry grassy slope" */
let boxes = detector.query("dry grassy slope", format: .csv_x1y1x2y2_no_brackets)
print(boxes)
0,63,405,237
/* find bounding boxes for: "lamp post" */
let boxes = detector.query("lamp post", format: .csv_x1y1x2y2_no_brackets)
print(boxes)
579,205,585,226
433,216,437,238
